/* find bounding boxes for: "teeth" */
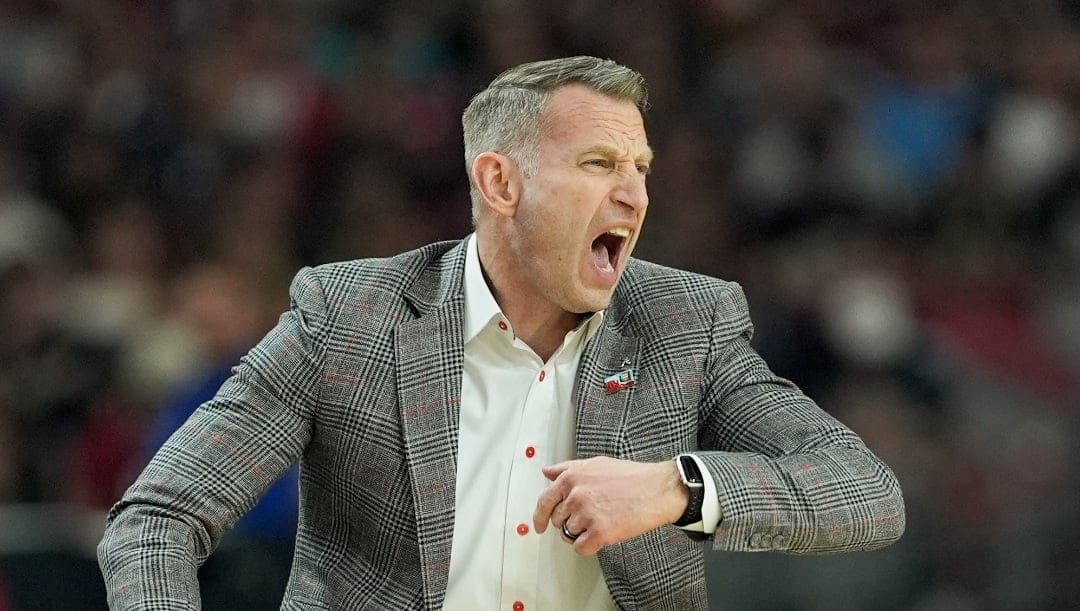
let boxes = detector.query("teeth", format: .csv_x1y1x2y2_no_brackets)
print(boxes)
606,228,631,238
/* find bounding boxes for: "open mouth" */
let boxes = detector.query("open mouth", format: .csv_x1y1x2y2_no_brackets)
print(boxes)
590,227,631,273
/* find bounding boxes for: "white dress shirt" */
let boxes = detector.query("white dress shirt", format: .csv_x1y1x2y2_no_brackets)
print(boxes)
443,234,718,610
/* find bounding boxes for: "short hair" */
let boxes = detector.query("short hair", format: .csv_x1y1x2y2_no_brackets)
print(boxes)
462,56,649,223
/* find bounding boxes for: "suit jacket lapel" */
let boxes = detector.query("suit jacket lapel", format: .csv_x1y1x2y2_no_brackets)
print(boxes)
395,241,467,611
573,322,642,460
575,305,651,609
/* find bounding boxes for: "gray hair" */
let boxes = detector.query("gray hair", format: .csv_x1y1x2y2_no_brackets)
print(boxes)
462,56,648,223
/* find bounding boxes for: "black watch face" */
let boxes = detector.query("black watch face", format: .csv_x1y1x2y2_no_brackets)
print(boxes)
680,456,703,484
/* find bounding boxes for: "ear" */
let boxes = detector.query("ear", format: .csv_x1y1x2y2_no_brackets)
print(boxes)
471,152,522,219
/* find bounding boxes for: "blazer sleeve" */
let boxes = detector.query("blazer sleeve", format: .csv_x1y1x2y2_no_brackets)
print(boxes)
695,282,905,553
97,267,329,610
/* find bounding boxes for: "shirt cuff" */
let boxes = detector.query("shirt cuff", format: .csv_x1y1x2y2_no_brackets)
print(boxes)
676,454,721,534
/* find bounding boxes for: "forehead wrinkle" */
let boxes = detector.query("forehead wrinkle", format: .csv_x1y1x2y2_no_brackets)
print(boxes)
544,91,643,163
543,85,645,132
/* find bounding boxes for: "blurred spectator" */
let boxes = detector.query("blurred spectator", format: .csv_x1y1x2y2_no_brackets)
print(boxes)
0,194,104,504
139,263,297,608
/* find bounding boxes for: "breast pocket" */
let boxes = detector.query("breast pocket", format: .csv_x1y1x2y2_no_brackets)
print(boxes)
617,355,703,460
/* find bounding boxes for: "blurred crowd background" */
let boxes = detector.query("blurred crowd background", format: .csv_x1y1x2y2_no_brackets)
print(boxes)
1,0,1079,609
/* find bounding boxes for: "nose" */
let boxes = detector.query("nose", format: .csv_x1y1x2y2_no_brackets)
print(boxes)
612,169,648,212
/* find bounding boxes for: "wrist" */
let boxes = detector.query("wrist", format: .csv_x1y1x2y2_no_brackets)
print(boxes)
664,460,691,524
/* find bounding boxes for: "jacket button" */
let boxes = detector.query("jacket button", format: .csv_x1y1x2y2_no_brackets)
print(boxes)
749,533,762,548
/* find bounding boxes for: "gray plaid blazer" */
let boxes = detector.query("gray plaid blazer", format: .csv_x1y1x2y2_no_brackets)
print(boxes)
99,239,904,610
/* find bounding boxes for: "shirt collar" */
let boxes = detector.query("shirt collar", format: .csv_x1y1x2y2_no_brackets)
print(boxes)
463,233,605,346
463,233,504,344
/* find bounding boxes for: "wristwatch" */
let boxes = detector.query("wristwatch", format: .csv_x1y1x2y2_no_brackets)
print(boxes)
673,454,705,526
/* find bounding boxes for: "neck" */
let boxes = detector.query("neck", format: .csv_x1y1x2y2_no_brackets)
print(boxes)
475,231,583,362
501,302,581,362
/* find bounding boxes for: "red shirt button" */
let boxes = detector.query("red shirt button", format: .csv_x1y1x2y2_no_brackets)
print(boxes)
516,523,529,536
513,602,525,611
498,321,508,330
525,446,536,458
538,370,546,382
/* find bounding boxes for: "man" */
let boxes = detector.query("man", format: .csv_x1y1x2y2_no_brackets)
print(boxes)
99,56,905,610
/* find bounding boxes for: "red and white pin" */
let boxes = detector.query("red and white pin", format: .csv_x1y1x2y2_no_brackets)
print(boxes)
604,369,637,394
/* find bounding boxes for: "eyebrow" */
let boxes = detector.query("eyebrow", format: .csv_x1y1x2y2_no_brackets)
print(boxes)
586,144,655,165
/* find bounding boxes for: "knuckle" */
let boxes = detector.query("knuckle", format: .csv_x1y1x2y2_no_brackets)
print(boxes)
564,491,586,510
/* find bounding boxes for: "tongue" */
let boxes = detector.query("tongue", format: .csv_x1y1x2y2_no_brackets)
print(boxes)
591,240,613,272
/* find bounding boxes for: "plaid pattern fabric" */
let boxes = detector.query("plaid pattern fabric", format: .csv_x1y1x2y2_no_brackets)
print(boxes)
98,239,904,610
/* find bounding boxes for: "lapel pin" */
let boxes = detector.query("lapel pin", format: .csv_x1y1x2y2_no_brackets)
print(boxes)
604,369,637,395
620,357,632,367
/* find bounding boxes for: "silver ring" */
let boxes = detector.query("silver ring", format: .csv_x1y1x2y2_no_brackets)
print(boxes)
561,522,581,541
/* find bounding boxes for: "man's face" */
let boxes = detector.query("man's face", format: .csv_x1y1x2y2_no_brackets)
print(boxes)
507,84,651,315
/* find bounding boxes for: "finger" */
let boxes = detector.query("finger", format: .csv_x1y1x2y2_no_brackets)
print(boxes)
532,481,568,533
561,522,583,543
542,461,572,481
563,513,584,537
560,512,586,542
556,501,575,523
571,530,599,556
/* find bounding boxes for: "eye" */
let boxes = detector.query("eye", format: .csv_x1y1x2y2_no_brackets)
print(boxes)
585,158,612,169
636,164,651,175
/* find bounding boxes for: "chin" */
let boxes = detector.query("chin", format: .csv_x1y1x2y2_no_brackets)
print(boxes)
571,291,614,314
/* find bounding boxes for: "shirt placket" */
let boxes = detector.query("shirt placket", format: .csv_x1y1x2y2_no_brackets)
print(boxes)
500,354,555,611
